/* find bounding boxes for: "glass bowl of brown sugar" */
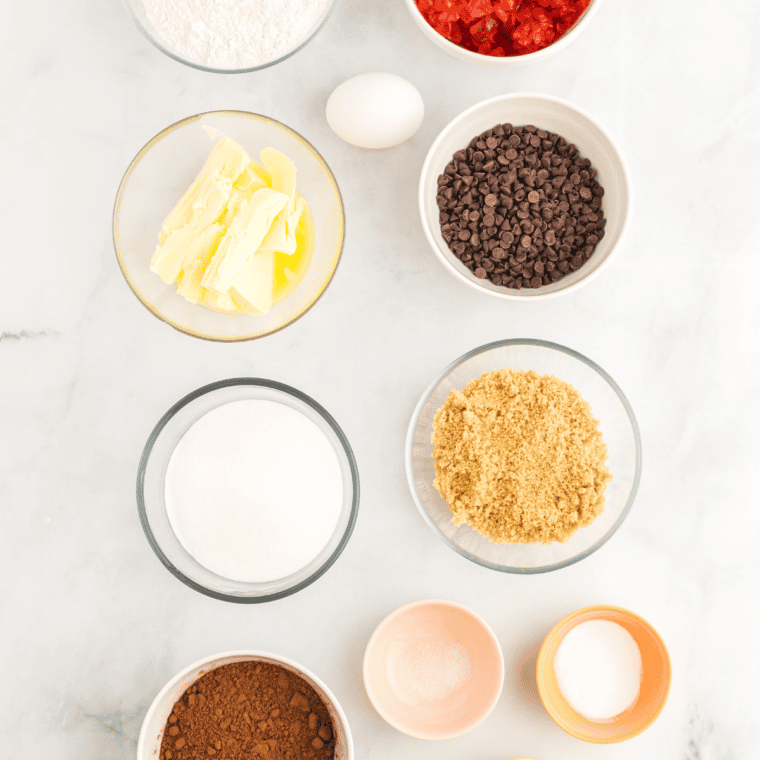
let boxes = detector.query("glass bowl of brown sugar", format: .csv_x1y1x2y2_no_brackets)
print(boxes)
405,339,641,574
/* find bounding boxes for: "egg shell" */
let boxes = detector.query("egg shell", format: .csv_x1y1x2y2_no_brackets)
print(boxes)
326,73,424,150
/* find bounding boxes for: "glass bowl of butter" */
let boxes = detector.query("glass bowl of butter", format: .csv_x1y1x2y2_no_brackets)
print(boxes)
113,111,345,341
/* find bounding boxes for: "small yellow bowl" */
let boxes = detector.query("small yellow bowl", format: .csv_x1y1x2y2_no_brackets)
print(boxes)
536,605,671,743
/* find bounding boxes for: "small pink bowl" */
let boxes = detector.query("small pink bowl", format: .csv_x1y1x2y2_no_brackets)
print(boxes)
363,599,504,740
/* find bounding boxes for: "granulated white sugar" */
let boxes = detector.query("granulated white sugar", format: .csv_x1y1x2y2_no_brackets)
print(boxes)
164,399,343,583
143,0,331,69
554,619,643,721
389,637,473,703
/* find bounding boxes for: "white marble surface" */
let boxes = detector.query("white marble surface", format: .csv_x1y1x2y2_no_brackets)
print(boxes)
2,0,759,757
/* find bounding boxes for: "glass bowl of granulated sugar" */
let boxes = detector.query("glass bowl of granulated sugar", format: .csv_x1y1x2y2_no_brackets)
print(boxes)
121,0,336,73
137,378,360,603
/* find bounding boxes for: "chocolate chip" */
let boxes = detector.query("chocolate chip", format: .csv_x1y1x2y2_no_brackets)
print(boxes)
437,123,606,289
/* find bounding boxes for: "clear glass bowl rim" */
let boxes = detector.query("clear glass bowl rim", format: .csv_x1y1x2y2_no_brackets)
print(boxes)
404,338,642,574
120,0,337,74
137,377,361,603
112,110,346,343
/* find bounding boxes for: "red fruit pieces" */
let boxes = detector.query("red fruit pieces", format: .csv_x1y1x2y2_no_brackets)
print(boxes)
415,0,592,57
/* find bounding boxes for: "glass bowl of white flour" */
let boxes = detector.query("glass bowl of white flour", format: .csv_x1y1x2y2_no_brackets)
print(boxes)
122,0,336,72
137,378,360,602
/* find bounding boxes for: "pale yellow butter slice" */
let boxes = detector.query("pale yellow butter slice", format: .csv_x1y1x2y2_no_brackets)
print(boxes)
151,179,234,285
176,223,226,305
158,137,250,241
201,187,288,294
260,148,296,200
259,194,305,256
220,163,270,227
151,137,250,284
284,194,306,252
202,288,241,313
234,161,271,192
150,135,310,318
151,225,199,285
230,250,276,315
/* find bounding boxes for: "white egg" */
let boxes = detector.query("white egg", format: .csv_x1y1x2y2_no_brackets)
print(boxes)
326,73,425,150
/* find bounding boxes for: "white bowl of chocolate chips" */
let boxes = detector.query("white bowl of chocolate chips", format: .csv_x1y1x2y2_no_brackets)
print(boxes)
420,93,631,300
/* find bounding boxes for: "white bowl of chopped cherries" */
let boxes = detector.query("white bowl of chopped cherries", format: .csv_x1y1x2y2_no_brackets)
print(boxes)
404,0,602,66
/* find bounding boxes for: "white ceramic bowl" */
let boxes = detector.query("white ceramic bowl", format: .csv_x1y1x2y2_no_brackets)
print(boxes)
113,111,345,341
419,93,631,300
404,0,601,67
137,651,353,760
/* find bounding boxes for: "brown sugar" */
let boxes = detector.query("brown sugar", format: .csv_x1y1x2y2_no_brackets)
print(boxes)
159,661,335,760
432,369,612,544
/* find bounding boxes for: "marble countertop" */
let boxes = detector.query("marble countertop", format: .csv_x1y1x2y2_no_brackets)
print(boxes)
2,0,759,757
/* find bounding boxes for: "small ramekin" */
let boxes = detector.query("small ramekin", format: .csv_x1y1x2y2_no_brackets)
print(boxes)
536,605,671,743
363,599,504,740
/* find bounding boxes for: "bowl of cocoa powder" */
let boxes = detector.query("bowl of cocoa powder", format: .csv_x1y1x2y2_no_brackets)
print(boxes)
138,651,353,760
420,94,631,299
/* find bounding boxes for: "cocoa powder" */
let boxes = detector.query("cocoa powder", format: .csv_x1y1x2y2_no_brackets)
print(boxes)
159,661,335,760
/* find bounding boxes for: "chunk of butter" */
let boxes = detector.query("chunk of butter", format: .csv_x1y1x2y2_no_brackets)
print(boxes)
230,250,276,315
151,137,250,284
201,187,288,294
149,136,312,316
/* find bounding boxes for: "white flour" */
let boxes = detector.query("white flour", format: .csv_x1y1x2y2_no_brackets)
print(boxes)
143,0,331,69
